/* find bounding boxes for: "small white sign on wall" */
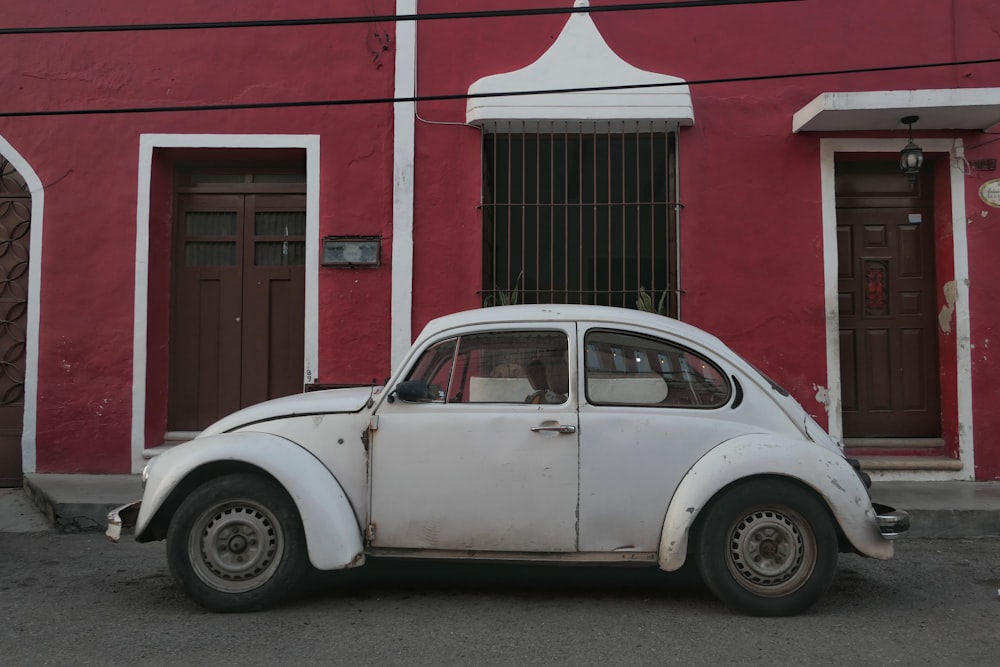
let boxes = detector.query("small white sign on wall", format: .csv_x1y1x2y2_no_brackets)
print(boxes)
979,179,1000,208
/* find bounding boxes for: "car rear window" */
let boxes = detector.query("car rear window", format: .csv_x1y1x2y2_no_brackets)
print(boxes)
585,330,731,408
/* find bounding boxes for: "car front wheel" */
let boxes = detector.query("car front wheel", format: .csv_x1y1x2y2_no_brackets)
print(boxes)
166,472,308,612
695,479,838,616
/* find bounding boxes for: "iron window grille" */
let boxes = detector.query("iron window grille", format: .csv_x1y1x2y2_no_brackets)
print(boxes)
482,122,680,316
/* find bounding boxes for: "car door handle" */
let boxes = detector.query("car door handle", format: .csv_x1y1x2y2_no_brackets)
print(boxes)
530,424,576,434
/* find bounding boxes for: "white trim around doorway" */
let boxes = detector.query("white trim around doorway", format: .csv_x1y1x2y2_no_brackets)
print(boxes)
131,134,320,473
820,138,973,480
0,136,45,474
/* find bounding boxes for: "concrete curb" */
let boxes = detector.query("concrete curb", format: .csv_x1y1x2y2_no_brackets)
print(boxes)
23,473,142,532
869,481,1000,539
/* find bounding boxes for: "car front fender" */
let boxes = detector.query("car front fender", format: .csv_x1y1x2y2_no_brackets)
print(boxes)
658,435,892,571
137,431,364,571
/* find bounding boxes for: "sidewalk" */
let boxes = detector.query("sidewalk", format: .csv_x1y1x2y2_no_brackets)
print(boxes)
3,473,1000,537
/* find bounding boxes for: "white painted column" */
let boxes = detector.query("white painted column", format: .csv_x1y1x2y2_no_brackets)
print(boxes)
391,0,417,372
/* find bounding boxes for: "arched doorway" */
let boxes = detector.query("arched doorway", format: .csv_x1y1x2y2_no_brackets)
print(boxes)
0,155,30,486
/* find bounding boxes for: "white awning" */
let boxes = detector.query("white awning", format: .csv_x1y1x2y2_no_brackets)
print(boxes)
793,88,1000,133
466,0,694,131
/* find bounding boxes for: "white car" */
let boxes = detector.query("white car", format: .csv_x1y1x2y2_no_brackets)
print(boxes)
109,304,908,616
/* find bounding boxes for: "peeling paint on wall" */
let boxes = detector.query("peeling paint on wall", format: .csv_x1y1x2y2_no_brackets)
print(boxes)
938,280,958,334
813,384,829,407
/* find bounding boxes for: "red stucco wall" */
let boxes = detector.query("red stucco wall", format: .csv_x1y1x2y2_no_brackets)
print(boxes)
411,0,1000,477
2,0,999,477
0,1,396,472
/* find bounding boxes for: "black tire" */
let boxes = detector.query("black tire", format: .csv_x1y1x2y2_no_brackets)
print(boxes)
695,479,838,616
166,472,308,613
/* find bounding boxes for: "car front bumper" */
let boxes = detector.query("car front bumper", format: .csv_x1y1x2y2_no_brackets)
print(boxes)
873,503,910,539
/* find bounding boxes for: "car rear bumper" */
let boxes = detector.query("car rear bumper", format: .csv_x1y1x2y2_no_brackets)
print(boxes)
105,501,141,542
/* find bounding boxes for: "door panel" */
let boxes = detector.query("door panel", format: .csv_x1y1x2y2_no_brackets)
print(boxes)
169,191,305,432
836,163,940,439
170,195,244,430
370,326,579,552
240,195,306,407
370,405,580,551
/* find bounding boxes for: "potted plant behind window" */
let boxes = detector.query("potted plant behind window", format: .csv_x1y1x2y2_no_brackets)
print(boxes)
483,271,523,307
636,286,668,316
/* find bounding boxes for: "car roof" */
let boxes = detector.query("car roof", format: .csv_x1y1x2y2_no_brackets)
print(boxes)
418,304,727,350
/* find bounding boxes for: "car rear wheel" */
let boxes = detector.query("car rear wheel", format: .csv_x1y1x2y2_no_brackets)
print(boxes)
166,472,307,612
695,479,838,616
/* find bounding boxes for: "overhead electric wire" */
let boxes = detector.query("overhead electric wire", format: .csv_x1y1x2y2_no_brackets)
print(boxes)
0,0,802,35
0,56,997,119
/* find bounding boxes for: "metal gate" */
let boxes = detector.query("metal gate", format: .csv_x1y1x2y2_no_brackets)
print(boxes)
0,156,30,487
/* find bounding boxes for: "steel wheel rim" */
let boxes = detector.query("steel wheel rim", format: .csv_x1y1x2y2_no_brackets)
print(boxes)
188,500,285,594
725,507,816,598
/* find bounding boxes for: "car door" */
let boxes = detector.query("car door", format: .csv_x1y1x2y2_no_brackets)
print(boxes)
369,324,579,553
577,325,745,554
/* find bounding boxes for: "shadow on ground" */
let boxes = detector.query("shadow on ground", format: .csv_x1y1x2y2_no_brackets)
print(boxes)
298,557,708,604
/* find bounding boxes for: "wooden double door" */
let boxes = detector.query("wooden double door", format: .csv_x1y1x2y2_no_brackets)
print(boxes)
169,189,306,432
836,161,940,441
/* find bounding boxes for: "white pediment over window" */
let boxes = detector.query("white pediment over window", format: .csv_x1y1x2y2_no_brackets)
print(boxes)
466,0,695,131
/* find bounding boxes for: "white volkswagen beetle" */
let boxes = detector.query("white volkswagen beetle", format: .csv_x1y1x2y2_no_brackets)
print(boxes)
109,305,907,616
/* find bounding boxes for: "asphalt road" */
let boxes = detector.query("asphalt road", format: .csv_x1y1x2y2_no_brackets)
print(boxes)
1,533,998,666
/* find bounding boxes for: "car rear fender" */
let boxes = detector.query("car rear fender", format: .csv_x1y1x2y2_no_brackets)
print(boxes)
657,434,892,571
138,431,364,571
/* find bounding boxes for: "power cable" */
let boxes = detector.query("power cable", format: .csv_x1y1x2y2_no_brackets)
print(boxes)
0,56,996,118
0,0,802,35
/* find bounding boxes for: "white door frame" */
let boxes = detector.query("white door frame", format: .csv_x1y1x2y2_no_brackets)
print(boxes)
0,136,44,474
131,134,320,473
820,137,974,480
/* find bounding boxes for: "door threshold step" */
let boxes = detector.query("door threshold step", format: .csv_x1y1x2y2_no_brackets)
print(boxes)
843,437,945,449
143,432,200,459
854,455,963,472
143,444,174,459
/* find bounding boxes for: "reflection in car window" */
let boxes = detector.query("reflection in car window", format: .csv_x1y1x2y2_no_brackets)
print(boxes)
407,331,568,404
585,330,731,408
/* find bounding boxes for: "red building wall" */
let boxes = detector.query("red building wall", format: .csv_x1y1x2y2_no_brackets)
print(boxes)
1,0,999,477
409,0,1000,477
0,1,397,472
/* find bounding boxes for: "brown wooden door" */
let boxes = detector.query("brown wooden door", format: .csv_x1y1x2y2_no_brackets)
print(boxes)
0,157,30,486
837,162,940,439
169,193,305,431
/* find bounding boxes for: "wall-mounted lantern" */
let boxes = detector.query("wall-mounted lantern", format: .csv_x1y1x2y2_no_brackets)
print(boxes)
322,235,381,267
899,115,924,185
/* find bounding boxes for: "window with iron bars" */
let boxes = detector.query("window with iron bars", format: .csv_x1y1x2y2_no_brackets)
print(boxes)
481,125,679,316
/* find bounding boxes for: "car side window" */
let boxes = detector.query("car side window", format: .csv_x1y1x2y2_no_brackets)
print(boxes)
408,331,569,404
585,330,731,408
405,338,457,401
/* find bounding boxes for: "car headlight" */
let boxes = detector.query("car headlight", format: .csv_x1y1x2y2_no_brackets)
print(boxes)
844,456,872,492
141,462,151,490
